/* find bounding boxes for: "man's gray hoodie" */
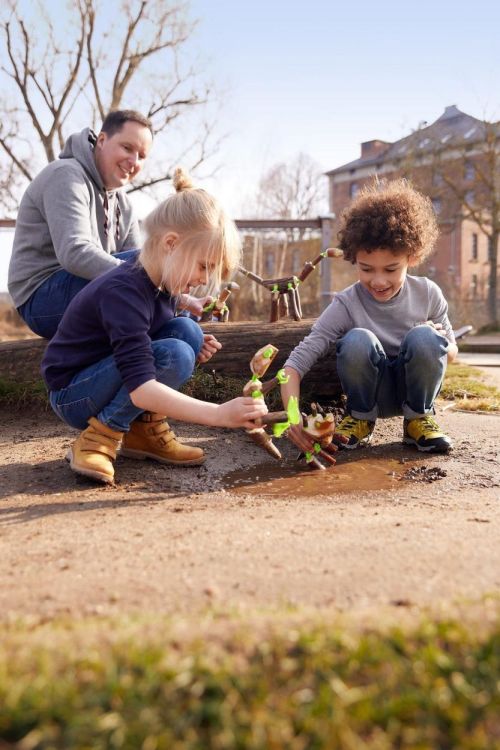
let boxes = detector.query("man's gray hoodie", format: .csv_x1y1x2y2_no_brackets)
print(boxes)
8,127,142,307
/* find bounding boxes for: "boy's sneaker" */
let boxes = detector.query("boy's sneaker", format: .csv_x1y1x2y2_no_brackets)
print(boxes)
403,416,452,453
335,415,375,449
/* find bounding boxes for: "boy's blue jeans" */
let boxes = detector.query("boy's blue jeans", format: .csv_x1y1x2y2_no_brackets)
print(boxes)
17,250,138,339
335,325,450,421
48,317,204,432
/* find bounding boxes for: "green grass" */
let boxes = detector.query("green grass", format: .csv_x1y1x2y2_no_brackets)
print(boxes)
0,608,499,749
440,363,500,412
182,367,285,412
0,377,49,408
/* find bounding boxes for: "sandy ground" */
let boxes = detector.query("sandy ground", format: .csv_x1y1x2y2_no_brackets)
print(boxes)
1,402,499,623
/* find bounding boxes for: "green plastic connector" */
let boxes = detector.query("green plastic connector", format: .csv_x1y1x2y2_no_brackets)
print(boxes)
286,395,301,425
276,369,289,385
272,421,290,438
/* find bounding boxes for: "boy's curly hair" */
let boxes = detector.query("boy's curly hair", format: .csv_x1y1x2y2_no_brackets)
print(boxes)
338,178,439,265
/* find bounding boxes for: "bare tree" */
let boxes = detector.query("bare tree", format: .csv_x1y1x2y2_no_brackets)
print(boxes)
0,0,220,211
252,153,328,274
400,120,500,327
433,122,499,327
257,152,327,222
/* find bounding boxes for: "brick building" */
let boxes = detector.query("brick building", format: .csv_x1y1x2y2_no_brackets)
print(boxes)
325,105,500,327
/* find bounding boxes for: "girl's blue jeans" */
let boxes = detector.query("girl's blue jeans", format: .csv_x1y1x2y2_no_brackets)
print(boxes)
335,325,450,421
48,317,204,432
18,250,138,339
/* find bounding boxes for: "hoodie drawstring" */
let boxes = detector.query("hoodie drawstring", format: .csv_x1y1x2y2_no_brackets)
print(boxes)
103,192,121,243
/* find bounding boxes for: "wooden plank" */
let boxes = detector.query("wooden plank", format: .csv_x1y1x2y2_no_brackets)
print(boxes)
235,218,322,230
0,319,340,396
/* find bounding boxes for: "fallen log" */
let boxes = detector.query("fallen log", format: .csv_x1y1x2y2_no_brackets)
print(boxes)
0,319,340,397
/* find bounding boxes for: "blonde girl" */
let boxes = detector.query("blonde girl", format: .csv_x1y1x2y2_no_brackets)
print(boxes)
42,169,267,484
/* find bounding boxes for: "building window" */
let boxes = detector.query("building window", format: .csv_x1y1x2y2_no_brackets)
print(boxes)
464,162,475,181
432,198,442,214
471,233,478,260
465,190,475,205
291,248,301,273
349,182,359,199
265,251,275,276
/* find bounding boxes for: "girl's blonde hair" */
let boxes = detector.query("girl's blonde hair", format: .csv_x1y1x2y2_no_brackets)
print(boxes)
139,168,241,295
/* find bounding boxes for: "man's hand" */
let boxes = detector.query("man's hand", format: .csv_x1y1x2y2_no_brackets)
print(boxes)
197,333,222,364
178,294,213,318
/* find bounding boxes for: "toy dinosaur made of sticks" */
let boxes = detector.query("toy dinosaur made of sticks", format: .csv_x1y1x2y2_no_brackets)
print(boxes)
238,247,343,323
243,344,339,470
199,282,240,323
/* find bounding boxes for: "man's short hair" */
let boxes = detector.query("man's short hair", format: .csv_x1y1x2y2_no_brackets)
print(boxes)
100,110,153,138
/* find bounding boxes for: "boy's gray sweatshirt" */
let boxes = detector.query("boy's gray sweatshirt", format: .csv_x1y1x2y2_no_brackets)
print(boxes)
285,276,455,378
8,127,142,307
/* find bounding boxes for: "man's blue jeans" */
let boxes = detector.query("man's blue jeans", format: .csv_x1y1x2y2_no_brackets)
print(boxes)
335,325,450,421
17,250,138,339
48,317,204,432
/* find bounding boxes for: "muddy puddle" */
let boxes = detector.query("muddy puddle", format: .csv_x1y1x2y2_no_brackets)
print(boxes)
221,457,415,497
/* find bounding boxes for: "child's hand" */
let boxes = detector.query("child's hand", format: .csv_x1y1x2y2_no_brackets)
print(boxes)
287,423,348,452
215,396,268,430
424,320,444,332
197,334,222,363
286,423,318,453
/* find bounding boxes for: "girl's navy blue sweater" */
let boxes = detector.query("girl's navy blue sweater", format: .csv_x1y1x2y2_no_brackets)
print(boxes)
42,258,177,393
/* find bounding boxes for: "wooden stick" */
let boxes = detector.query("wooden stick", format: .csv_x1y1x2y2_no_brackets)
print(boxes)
288,287,301,321
270,295,279,323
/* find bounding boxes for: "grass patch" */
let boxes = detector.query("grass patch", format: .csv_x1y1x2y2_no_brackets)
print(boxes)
440,363,500,412
0,608,498,749
0,377,49,408
182,367,285,412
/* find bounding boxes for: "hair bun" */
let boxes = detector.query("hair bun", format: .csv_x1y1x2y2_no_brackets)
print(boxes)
173,167,194,192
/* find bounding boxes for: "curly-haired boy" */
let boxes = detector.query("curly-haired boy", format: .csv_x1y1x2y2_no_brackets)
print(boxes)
282,179,458,454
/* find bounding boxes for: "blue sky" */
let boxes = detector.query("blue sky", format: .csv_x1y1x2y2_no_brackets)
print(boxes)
189,0,500,214
1,0,499,291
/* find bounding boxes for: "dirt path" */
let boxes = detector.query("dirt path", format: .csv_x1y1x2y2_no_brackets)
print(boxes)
1,405,499,622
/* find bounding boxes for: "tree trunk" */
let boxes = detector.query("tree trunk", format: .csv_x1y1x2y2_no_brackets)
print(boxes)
487,229,499,326
0,320,341,397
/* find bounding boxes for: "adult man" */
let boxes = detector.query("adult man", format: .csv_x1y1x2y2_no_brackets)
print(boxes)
8,110,153,338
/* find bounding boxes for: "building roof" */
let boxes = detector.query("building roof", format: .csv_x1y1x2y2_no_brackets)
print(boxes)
325,106,496,176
